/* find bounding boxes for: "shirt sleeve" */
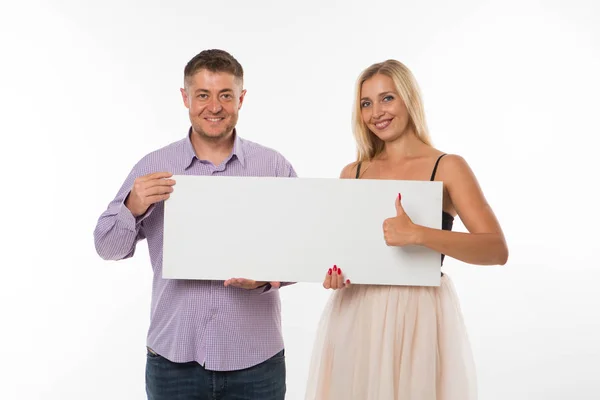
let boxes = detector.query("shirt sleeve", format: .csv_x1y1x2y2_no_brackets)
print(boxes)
93,162,156,260
277,154,297,178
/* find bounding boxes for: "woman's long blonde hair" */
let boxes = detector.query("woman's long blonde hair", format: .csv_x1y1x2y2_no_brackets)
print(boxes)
352,60,432,162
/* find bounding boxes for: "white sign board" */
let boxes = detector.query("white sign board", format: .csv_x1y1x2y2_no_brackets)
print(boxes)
163,176,443,286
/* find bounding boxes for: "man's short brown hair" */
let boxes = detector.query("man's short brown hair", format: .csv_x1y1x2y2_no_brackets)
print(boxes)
184,49,244,88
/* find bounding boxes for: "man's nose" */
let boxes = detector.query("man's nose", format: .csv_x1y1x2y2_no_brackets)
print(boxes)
208,98,223,113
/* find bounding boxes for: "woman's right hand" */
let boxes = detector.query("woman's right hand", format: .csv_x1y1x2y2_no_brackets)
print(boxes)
323,265,350,290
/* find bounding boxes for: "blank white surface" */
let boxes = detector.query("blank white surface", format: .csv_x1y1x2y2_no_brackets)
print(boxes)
2,0,600,399
163,176,443,285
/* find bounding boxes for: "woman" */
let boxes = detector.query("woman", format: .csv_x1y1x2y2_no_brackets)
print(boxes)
304,60,508,400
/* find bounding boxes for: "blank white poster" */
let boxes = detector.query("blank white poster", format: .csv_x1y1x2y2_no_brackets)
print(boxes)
163,176,443,286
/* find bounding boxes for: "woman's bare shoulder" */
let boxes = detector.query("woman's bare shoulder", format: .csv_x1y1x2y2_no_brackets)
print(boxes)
435,153,470,177
340,161,360,179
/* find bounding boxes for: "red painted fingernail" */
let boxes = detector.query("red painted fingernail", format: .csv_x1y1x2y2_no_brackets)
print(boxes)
398,193,402,200
346,279,350,284
338,268,342,275
333,265,337,271
328,268,332,275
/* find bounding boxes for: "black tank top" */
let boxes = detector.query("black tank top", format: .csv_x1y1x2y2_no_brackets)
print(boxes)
355,154,454,267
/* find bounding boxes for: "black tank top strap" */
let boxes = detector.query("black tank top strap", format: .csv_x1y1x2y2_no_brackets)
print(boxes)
430,154,447,181
355,162,362,179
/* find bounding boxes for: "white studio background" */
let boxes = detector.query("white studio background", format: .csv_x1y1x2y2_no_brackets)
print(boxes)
1,0,599,399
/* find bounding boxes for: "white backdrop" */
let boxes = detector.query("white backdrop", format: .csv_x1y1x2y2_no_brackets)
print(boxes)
1,0,599,399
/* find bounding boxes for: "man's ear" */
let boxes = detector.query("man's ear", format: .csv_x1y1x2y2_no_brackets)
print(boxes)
238,89,247,110
180,87,190,108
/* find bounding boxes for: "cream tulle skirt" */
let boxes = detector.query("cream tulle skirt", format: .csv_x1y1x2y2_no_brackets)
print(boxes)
304,274,477,400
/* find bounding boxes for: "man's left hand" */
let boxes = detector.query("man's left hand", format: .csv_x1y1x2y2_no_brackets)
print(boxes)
224,278,281,290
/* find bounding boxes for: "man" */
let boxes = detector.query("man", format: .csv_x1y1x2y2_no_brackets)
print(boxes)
94,49,295,399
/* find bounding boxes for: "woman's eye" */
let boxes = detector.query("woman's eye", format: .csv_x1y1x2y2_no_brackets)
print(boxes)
383,95,394,102
361,101,371,108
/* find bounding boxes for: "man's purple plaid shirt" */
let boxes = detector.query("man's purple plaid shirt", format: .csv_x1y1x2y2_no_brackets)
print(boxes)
94,131,297,371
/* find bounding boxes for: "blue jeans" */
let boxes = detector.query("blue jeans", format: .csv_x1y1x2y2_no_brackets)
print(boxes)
145,348,286,400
